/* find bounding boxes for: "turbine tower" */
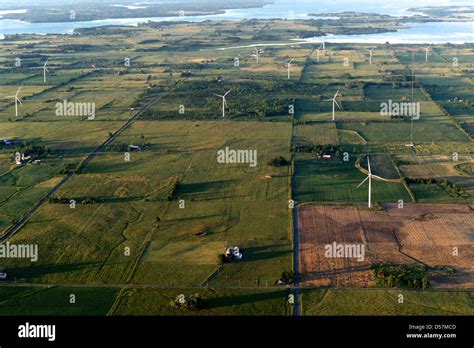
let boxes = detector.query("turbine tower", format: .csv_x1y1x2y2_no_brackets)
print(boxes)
424,46,430,62
43,59,49,83
406,51,416,148
214,90,231,118
366,48,374,65
326,89,342,122
253,47,260,65
287,58,295,80
4,87,22,117
357,156,390,208
316,42,324,63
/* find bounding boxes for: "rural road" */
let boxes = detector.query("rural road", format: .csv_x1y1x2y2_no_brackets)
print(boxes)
0,96,159,243
293,205,301,316
0,173,73,242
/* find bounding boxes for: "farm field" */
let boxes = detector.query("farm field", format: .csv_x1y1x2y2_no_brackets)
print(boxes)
301,289,474,315
297,204,474,288
0,120,293,287
0,285,292,316
397,154,474,203
0,286,118,316
0,12,472,318
112,288,292,316
293,154,410,204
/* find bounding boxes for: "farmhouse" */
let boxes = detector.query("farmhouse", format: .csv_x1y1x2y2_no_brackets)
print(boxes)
225,246,243,260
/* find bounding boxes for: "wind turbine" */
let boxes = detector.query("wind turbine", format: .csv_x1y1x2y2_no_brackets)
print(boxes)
326,89,342,121
4,87,22,117
366,48,374,65
424,46,430,62
253,47,260,64
42,59,49,83
406,51,416,148
287,58,295,79
316,42,324,62
214,90,231,118
357,156,390,208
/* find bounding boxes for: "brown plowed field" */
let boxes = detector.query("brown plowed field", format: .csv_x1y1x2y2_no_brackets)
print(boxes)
298,204,474,288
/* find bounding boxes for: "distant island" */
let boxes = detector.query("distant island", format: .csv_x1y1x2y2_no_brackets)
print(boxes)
407,5,474,18
0,0,272,23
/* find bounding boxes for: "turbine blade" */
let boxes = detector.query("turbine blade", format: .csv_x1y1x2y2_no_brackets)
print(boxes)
335,100,342,110
214,94,223,98
16,97,22,105
357,176,369,188
224,89,231,97
16,87,22,96
372,175,389,182
367,156,372,175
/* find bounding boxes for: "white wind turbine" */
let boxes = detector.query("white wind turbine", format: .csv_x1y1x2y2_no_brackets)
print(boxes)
287,58,295,79
214,90,231,118
424,46,430,62
366,48,374,65
34,59,50,83
316,42,324,63
4,87,22,117
253,47,260,64
42,59,49,83
406,51,416,148
326,89,342,122
357,156,390,208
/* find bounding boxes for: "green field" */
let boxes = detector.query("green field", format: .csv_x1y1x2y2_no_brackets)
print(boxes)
0,286,118,315
113,288,292,316
301,289,474,316
294,155,411,204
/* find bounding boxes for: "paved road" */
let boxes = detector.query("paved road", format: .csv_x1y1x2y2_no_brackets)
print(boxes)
0,97,158,243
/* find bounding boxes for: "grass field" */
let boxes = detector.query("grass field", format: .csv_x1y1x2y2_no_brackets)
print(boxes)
294,155,410,204
0,286,118,315
301,289,473,315
1,120,293,287
112,288,292,316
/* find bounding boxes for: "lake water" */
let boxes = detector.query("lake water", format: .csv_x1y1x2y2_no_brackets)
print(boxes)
0,0,472,43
